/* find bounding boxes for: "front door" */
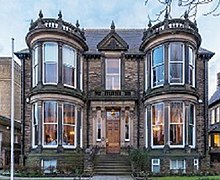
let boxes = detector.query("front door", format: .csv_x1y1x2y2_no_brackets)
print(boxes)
106,110,120,153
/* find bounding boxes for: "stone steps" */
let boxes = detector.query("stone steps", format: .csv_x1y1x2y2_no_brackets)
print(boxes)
94,154,132,175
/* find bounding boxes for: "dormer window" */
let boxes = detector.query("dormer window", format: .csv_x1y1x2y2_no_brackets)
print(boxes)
105,59,121,90
43,42,58,84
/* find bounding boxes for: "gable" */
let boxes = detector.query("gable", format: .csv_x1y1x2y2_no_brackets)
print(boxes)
97,22,129,51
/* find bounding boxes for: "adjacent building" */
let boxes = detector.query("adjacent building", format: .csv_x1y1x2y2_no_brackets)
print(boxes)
208,72,220,164
15,11,214,174
0,57,21,121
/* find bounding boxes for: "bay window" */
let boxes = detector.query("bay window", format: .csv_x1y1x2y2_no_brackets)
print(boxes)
32,45,39,87
63,103,76,147
106,59,121,90
169,102,184,146
152,46,164,87
152,103,164,147
63,45,76,87
147,43,195,89
32,100,82,149
149,101,195,148
43,101,58,147
169,43,184,84
43,43,58,84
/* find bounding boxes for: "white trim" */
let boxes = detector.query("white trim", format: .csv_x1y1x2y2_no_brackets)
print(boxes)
169,101,185,148
145,55,148,91
105,58,121,90
194,159,199,170
80,109,83,148
189,104,196,148
62,102,77,148
32,46,39,87
42,101,58,148
151,159,160,173
151,102,164,149
170,159,186,173
151,45,164,88
188,46,195,87
32,103,38,148
62,45,77,88
168,42,185,85
145,108,148,148
42,42,58,85
80,57,83,91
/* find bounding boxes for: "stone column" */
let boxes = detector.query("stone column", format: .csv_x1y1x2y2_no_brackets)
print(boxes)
37,101,42,152
101,107,106,148
77,107,82,147
57,103,63,152
120,107,125,147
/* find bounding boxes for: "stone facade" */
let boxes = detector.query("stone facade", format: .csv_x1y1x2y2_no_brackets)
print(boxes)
15,11,214,174
0,57,21,121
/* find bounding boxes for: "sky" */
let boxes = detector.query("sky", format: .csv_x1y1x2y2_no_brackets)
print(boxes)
0,0,219,98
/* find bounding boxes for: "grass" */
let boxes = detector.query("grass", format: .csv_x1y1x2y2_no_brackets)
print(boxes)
151,176,220,180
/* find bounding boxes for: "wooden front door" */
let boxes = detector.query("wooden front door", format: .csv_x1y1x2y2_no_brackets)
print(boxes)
106,110,120,153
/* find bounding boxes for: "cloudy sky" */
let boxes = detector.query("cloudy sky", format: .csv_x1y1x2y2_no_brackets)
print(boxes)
0,0,219,98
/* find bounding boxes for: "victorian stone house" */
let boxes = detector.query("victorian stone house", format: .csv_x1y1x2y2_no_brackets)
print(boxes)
15,11,214,174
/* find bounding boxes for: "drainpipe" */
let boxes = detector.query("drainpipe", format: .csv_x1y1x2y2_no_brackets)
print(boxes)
137,57,140,148
86,57,90,148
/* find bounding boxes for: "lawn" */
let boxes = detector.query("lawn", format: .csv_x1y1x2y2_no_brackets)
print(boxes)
151,176,220,180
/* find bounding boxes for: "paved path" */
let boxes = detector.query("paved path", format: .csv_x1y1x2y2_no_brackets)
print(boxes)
91,176,133,180
0,175,133,180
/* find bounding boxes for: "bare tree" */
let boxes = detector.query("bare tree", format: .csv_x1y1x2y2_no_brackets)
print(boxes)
145,0,220,23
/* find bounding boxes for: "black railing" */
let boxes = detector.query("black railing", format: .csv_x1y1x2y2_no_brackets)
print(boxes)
89,90,137,100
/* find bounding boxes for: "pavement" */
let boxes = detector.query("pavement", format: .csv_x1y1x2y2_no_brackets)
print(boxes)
0,175,133,180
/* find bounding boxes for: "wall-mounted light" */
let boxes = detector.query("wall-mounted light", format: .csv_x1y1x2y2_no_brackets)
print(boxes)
198,99,203,103
26,97,29,103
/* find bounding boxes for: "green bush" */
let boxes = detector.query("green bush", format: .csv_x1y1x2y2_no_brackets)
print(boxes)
130,148,148,172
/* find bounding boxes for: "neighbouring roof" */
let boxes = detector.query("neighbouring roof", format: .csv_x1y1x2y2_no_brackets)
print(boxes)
209,88,220,106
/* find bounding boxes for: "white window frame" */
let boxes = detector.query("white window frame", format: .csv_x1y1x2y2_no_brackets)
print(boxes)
105,58,121,90
41,159,57,174
42,101,58,148
211,109,215,124
32,45,39,87
169,102,185,148
145,55,148,91
124,110,130,142
96,110,102,142
194,159,199,170
145,108,148,148
80,109,83,148
151,103,164,149
43,42,58,85
151,159,160,173
189,104,196,148
32,102,38,148
62,103,77,148
62,45,77,88
170,160,186,173
188,46,195,87
168,42,185,85
217,107,220,123
151,45,164,88
80,56,83,91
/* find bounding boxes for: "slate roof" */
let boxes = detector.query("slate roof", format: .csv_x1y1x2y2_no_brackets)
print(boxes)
16,29,214,56
84,29,144,53
209,88,220,106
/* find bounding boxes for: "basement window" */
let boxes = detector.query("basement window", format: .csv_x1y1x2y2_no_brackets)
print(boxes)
42,159,57,174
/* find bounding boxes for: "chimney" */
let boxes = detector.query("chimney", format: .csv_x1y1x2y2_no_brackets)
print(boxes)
217,72,220,88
